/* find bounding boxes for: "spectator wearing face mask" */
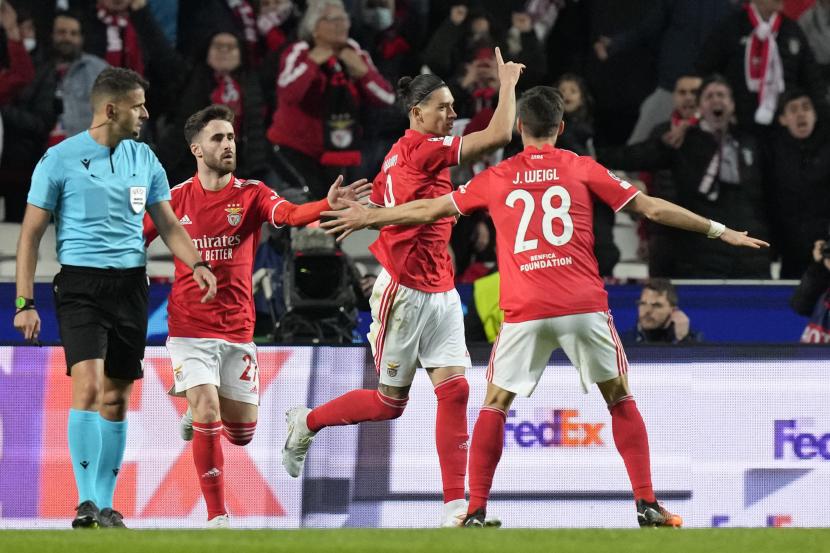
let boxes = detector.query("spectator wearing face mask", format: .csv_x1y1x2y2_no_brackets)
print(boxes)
765,89,830,278
351,0,420,193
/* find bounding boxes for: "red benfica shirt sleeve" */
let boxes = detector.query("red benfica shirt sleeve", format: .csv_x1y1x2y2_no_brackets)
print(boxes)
580,158,640,212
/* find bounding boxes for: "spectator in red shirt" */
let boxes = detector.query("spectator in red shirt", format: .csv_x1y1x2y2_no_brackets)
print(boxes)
267,0,394,200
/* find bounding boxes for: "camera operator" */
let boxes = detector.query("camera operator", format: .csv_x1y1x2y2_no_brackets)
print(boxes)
792,238,830,343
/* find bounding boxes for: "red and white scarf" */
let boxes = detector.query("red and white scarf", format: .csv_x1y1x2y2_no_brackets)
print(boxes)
745,2,784,125
226,0,259,60
211,73,244,133
97,8,145,75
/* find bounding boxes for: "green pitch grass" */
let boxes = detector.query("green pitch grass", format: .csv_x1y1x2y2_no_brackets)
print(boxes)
2,529,828,553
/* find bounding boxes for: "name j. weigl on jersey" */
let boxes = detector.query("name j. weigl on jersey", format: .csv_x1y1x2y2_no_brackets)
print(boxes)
512,168,560,185
191,234,241,261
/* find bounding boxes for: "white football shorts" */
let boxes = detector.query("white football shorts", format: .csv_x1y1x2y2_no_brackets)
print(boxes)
369,269,471,387
487,311,628,396
166,337,260,405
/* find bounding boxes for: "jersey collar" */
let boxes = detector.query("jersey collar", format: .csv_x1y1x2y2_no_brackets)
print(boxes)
522,143,557,154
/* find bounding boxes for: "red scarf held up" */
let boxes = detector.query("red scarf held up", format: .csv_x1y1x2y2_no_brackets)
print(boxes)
211,73,244,133
97,8,145,75
744,2,784,124
670,110,698,127
226,0,260,62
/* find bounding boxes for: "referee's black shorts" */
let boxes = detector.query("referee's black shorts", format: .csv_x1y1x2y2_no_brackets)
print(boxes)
53,265,149,381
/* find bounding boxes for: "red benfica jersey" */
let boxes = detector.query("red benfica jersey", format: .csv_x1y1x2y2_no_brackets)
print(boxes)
369,129,463,292
452,145,639,322
143,174,328,342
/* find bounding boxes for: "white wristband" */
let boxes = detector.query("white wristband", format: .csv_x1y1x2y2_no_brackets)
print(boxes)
707,220,726,239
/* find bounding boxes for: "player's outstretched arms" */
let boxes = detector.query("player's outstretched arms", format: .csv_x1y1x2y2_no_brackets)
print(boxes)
625,193,770,249
147,200,218,302
321,194,459,241
458,47,525,164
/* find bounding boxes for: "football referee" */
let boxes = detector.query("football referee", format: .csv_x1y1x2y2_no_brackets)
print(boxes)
13,68,217,529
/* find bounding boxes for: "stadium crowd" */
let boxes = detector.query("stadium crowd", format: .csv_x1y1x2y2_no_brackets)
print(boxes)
2,0,830,282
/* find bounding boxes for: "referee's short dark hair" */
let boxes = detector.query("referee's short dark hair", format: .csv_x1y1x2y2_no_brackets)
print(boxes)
184,104,236,144
518,86,565,139
90,68,149,107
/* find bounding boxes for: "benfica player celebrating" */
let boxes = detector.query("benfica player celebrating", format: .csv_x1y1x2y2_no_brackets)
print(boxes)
144,105,369,528
281,47,524,527
320,86,769,528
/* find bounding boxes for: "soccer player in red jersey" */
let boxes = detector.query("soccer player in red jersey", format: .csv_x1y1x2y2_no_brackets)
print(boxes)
320,86,769,528
144,105,369,527
280,47,525,526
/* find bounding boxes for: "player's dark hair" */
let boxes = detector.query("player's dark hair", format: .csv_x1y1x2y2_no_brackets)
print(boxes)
184,104,236,144
697,73,732,102
517,86,565,138
90,67,149,107
397,74,448,112
643,278,678,307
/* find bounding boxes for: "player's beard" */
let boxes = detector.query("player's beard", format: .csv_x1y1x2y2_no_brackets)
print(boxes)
206,153,236,176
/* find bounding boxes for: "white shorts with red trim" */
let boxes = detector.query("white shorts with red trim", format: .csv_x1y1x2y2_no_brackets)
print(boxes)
166,337,260,405
487,311,628,397
368,269,471,387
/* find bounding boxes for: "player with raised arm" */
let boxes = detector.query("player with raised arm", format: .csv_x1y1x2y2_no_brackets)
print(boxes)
320,86,768,528
143,104,369,528
281,47,524,527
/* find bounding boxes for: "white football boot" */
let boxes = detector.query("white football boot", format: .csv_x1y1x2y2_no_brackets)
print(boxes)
282,407,316,477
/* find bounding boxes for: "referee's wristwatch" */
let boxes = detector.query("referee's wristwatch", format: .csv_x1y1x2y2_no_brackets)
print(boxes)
15,296,35,313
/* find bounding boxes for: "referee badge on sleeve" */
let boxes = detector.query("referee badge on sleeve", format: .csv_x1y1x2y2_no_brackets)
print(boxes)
130,186,147,213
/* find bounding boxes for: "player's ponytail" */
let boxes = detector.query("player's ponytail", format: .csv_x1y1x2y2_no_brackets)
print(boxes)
397,74,447,113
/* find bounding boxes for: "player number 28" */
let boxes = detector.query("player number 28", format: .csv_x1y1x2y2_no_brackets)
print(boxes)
506,186,574,253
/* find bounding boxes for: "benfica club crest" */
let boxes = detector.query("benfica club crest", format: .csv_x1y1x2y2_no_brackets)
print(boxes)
225,203,243,226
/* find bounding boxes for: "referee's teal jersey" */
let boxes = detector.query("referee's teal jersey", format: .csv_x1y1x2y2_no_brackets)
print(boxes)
28,131,171,269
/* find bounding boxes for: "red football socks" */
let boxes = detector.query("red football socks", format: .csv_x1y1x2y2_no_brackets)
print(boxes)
467,407,506,514
609,397,656,503
192,420,226,520
434,375,470,503
222,420,257,446
306,389,408,432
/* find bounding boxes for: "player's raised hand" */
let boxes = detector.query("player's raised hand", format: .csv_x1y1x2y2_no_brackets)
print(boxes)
328,175,371,210
193,266,218,303
495,46,525,87
320,200,371,242
719,228,770,249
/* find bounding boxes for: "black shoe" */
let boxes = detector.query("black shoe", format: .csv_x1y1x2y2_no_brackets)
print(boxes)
636,499,683,528
99,508,127,528
462,508,486,528
72,500,99,529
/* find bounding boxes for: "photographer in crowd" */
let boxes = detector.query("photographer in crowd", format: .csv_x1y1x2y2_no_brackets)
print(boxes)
792,238,830,343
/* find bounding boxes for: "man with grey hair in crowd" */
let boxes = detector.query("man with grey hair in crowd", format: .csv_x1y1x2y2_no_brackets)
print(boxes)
267,0,394,199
